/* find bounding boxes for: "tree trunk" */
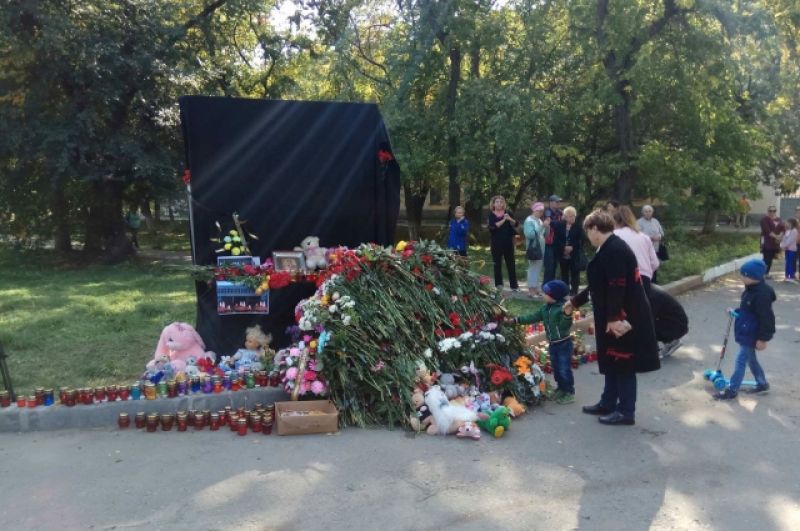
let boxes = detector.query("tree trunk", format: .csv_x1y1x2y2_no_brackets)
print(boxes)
465,199,484,242
83,179,136,261
702,208,718,234
446,45,462,213
51,176,71,253
404,185,428,241
611,79,636,204
153,198,162,223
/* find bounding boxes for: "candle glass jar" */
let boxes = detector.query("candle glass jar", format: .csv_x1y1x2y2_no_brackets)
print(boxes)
135,412,146,429
167,380,177,398
157,380,168,397
34,387,45,406
144,382,157,400
194,414,206,430
107,385,119,402
202,377,213,394
261,418,273,435
94,387,107,403
43,389,55,406
161,413,175,431
177,413,188,432
250,414,262,432
16,395,26,408
209,413,220,431
237,417,248,436
118,412,131,429
229,414,240,432
27,395,37,408
146,413,159,432
130,385,141,401
119,386,130,401
65,390,77,407
0,390,10,408
218,410,228,427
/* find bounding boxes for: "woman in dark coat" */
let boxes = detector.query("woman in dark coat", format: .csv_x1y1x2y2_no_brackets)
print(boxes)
553,206,583,296
487,195,520,290
568,209,659,425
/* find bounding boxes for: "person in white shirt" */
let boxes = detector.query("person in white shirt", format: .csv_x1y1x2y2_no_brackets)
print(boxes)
613,206,659,293
638,205,665,283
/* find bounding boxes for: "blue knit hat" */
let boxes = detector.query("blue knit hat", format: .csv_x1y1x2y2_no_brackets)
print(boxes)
542,280,570,301
740,259,767,281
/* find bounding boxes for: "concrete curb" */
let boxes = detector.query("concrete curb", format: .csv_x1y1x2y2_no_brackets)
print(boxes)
0,388,288,433
525,252,761,346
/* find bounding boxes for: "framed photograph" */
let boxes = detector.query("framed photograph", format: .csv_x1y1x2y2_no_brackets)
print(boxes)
272,251,306,273
217,255,261,268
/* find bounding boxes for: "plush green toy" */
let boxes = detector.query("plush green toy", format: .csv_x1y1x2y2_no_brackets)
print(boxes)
476,405,511,438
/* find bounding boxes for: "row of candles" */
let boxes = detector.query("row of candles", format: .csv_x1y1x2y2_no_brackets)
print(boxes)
0,370,280,409
119,404,276,436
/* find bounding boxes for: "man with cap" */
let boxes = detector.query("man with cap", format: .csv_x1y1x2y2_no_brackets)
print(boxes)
715,258,774,399
511,280,577,404
543,195,563,284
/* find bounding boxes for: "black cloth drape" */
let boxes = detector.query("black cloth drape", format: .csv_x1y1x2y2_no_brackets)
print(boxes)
179,96,400,356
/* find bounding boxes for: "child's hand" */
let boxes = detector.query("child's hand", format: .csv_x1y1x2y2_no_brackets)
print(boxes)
755,340,767,351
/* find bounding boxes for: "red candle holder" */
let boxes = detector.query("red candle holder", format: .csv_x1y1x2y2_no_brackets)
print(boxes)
26,396,37,408
194,415,206,430
94,387,107,402
134,412,146,429
117,413,131,429
217,410,228,427
251,414,262,432
0,391,10,408
177,413,188,432
209,413,220,431
16,396,26,408
237,418,248,436
229,415,240,432
145,413,159,432
106,385,118,402
119,386,130,401
161,413,175,431
261,419,273,435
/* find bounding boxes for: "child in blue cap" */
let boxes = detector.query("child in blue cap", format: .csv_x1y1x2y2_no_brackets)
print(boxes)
511,280,576,404
716,258,774,399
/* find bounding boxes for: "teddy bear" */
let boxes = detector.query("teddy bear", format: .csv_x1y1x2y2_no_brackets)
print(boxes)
294,236,328,270
146,322,215,375
408,390,434,433
476,406,511,438
424,385,479,435
456,421,481,440
503,396,526,417
439,373,463,400
184,356,202,377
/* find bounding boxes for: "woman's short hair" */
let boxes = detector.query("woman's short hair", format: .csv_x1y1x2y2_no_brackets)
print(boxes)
489,195,506,210
613,205,639,231
583,209,615,233
563,206,577,218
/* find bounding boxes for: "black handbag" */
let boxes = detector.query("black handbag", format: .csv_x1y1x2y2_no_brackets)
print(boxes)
656,240,669,261
526,237,543,261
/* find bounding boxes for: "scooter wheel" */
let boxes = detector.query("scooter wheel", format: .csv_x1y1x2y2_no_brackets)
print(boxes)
714,378,727,391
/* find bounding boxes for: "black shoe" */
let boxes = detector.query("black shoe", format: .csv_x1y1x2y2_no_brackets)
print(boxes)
598,411,635,425
714,388,737,400
582,402,614,415
744,383,770,394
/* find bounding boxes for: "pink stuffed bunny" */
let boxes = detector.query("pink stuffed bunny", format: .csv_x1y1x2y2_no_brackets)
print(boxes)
146,322,215,374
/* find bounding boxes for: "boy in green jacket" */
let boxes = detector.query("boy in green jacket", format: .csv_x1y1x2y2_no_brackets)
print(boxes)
512,280,575,404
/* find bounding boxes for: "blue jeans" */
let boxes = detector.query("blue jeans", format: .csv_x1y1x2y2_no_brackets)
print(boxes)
729,345,768,393
550,339,575,394
600,373,637,418
785,250,796,279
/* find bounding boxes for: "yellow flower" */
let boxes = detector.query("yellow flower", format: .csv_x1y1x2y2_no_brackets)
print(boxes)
231,247,241,256
395,240,407,252
309,340,318,350
321,295,330,306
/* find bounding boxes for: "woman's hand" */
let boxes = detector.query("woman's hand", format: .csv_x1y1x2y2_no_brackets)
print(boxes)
606,320,631,337
564,245,573,254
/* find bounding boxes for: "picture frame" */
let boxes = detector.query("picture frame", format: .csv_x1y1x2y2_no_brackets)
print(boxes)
272,251,306,274
216,255,261,268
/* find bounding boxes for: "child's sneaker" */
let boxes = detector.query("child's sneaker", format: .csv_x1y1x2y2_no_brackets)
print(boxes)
547,388,563,401
744,383,770,394
556,393,575,405
714,388,737,400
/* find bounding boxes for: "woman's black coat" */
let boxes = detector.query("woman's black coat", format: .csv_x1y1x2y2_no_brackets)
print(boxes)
572,234,660,374
553,219,583,267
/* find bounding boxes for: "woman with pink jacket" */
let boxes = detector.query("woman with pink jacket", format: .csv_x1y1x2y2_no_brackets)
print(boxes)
612,206,659,293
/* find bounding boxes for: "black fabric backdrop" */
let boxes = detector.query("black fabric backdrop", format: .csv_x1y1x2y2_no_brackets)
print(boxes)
179,96,400,357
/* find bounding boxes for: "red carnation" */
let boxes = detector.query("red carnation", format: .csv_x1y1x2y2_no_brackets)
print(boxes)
378,150,394,163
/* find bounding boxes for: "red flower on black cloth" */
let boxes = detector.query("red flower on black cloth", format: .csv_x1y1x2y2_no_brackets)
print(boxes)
378,149,394,163
182,169,191,185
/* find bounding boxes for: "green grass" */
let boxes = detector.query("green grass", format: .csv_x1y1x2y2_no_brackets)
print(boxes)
0,246,195,394
0,229,760,394
137,221,192,252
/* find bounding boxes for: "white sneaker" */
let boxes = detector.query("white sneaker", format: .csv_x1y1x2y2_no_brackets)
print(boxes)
659,339,681,359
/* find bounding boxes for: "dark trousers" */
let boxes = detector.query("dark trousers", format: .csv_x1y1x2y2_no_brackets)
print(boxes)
543,245,557,283
641,275,652,295
600,373,637,418
491,240,518,289
550,339,575,394
762,249,777,274
559,258,580,295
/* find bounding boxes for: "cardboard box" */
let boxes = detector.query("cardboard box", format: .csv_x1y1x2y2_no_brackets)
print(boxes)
275,400,339,435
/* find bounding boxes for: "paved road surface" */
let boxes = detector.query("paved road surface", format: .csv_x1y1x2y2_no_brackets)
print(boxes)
0,277,798,531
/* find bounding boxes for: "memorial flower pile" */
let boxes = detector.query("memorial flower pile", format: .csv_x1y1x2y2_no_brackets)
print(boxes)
280,241,532,427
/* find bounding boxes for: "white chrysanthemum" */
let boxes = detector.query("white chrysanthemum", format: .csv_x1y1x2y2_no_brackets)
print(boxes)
432,287,441,295
423,348,432,358
342,315,352,326
496,334,506,343
329,305,338,314
459,331,474,341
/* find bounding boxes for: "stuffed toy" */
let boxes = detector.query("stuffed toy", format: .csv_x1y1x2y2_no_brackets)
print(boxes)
503,396,526,417
424,385,478,435
147,322,215,374
513,355,533,376
414,364,435,391
456,421,481,440
295,236,328,270
184,356,201,377
408,390,433,433
439,373,462,400
143,354,176,384
232,325,272,372
476,406,511,438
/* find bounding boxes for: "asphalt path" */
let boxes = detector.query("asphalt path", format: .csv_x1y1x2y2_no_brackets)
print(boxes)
0,276,798,531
